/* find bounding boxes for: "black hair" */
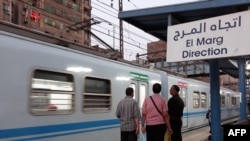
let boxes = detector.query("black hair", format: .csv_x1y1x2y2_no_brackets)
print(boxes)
153,83,161,94
172,85,180,93
126,87,134,96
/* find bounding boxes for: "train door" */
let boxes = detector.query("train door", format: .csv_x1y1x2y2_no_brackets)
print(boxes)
129,80,148,110
179,87,188,128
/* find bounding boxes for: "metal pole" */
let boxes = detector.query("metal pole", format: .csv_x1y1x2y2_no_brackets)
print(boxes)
238,58,247,120
119,0,123,58
209,59,221,141
113,26,115,49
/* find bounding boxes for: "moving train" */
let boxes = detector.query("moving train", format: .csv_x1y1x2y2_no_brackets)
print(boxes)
0,23,240,141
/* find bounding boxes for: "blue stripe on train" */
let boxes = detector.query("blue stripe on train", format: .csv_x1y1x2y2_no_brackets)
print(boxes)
0,119,120,139
12,126,120,141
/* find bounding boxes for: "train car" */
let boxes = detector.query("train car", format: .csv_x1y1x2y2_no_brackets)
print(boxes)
169,76,241,132
0,23,240,140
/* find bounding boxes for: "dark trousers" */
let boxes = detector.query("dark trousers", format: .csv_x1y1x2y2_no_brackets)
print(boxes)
209,121,211,132
121,130,137,141
146,124,166,141
170,118,182,141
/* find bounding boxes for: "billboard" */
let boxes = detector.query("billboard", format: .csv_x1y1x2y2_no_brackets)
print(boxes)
167,10,250,62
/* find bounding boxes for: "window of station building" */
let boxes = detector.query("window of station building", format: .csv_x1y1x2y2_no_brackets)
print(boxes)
83,76,111,113
44,18,56,27
193,91,200,108
3,4,10,15
45,5,56,14
84,0,90,5
30,69,75,116
27,0,39,7
84,31,90,40
55,0,67,6
84,41,89,47
72,3,79,11
59,11,68,18
221,95,226,107
59,23,64,29
200,92,207,108
72,16,80,23
84,9,90,17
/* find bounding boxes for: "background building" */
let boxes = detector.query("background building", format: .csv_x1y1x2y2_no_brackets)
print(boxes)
1,0,91,47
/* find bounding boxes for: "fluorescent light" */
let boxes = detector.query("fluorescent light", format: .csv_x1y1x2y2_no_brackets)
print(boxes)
116,76,130,81
151,80,161,84
67,67,92,73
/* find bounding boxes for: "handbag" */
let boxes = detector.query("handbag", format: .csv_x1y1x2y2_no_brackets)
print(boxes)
164,131,171,141
139,133,146,141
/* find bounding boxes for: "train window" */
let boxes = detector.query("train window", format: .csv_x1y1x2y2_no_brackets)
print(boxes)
200,92,207,108
30,69,74,115
83,76,111,112
235,97,240,108
221,95,226,107
139,84,146,109
193,91,200,108
231,97,237,107
180,88,187,107
232,97,240,108
129,83,136,100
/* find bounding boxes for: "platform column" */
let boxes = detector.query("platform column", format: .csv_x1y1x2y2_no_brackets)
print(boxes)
209,59,221,141
238,58,247,120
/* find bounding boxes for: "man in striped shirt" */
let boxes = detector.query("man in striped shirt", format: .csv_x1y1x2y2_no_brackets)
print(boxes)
116,87,140,141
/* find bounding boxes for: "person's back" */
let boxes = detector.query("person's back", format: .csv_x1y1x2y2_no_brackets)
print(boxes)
206,109,211,132
141,83,172,141
116,87,140,141
248,101,250,114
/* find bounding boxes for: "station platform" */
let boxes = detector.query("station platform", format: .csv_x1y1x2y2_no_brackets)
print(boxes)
183,126,210,141
183,117,240,141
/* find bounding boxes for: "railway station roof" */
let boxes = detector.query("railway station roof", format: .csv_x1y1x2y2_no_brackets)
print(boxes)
118,0,250,78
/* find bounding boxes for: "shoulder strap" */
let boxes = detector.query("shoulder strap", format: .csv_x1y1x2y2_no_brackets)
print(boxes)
150,96,163,116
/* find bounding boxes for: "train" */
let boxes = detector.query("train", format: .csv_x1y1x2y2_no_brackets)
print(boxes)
0,23,240,141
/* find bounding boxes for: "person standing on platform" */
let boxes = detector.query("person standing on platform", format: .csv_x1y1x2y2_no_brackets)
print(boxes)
141,83,172,141
168,85,184,141
248,100,250,115
206,109,211,132
116,87,140,141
